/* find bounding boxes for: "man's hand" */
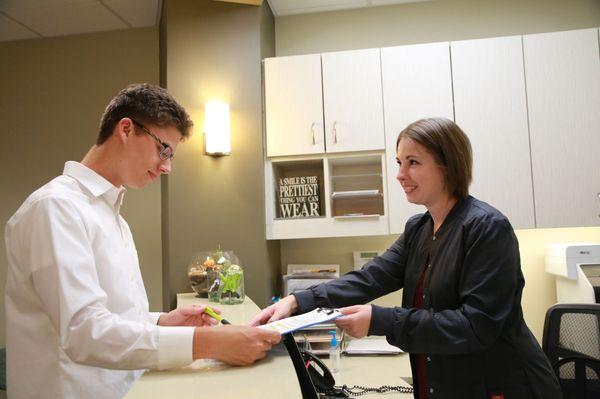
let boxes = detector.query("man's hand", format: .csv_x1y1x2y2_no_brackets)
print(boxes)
158,304,221,327
334,305,372,339
248,295,298,326
193,325,281,366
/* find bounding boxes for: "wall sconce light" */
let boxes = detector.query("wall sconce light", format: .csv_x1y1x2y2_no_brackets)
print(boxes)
204,100,231,156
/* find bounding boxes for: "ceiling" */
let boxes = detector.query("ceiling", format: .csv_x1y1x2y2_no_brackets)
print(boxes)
0,0,161,43
0,0,430,43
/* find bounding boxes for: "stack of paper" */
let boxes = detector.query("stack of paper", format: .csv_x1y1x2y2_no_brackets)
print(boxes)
344,337,403,355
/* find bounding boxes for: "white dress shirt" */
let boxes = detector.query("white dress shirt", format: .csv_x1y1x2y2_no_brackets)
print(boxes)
5,161,194,399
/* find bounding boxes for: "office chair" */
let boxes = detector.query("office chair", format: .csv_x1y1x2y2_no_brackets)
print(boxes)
543,303,600,399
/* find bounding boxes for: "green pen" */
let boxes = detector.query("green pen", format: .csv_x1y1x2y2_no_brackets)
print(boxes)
203,306,231,325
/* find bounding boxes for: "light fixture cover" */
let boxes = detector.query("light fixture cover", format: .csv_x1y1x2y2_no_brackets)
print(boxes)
204,100,231,155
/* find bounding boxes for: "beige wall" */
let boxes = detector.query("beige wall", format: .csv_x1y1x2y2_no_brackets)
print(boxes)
275,0,600,56
275,0,600,342
514,227,600,340
0,27,162,347
163,0,280,310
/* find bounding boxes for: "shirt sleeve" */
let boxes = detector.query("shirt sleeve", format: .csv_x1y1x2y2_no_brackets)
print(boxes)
370,214,522,355
149,312,164,324
294,231,409,314
21,197,193,370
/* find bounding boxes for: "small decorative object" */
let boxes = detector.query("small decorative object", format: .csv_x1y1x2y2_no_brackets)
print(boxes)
278,175,321,218
188,259,208,297
190,246,243,303
218,263,245,305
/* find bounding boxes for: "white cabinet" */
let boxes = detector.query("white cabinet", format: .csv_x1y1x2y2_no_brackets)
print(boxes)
263,28,600,239
264,50,388,239
264,54,324,157
322,49,385,153
452,35,535,229
264,49,385,157
381,42,454,234
524,28,600,228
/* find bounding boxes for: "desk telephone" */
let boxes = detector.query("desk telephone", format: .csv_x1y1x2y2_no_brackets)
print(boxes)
301,350,347,398
283,333,414,398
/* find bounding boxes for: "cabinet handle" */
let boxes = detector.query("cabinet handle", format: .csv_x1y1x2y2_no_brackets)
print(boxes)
333,121,338,144
311,122,317,145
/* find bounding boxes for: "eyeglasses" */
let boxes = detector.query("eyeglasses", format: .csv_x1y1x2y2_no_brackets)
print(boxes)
131,119,174,161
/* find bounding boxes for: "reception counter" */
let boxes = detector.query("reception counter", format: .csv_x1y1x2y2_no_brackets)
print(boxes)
124,294,412,398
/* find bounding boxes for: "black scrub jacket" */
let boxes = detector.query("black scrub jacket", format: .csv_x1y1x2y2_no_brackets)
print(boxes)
294,196,561,399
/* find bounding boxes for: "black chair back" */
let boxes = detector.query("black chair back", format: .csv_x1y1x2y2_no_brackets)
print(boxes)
542,303,600,399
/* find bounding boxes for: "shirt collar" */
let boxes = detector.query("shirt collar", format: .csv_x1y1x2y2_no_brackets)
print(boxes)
424,195,472,238
63,161,127,212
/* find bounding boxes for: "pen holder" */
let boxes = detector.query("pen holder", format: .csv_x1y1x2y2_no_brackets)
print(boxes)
218,264,245,305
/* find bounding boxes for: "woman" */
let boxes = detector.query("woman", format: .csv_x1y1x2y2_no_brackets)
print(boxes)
251,118,561,399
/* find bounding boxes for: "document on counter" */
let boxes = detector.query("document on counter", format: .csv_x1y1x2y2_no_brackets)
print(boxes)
344,337,403,355
258,308,342,335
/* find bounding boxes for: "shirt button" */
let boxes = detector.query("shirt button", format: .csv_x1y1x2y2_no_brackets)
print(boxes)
422,294,425,299
429,388,434,394
426,356,431,362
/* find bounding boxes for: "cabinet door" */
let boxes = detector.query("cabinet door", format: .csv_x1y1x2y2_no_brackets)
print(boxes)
322,49,385,153
524,28,600,227
264,54,325,157
452,36,535,229
381,42,454,234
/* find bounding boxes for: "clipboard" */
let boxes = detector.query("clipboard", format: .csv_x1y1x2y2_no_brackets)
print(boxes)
258,308,342,335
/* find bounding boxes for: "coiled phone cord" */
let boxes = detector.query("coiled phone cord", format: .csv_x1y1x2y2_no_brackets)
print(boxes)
338,384,414,396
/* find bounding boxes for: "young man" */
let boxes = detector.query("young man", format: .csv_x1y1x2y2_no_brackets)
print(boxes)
5,83,280,399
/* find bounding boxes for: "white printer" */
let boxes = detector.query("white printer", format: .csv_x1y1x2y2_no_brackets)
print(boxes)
545,243,600,303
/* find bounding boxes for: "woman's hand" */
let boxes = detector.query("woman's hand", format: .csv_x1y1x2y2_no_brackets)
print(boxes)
248,295,298,326
157,304,221,327
334,305,372,339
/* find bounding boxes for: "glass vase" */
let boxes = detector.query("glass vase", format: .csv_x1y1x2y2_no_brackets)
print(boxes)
218,265,245,305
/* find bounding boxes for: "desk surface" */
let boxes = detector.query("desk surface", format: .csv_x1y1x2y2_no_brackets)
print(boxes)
125,294,412,398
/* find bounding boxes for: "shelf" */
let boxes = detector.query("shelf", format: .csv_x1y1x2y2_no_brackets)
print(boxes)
265,153,389,239
331,189,381,198
274,215,325,221
331,173,382,179
332,196,384,217
333,214,381,220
